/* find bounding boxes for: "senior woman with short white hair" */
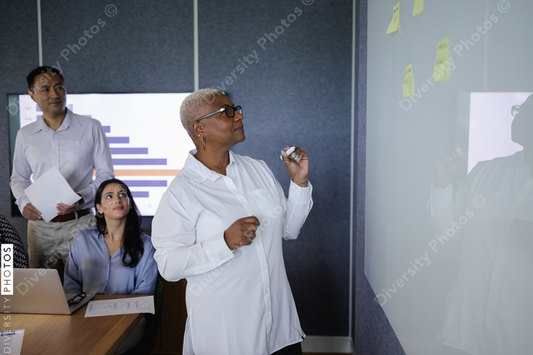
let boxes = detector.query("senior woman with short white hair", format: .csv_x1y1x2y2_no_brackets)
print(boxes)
152,89,313,355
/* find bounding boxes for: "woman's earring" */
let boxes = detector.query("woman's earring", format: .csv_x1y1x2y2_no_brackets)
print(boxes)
96,210,104,218
203,136,207,151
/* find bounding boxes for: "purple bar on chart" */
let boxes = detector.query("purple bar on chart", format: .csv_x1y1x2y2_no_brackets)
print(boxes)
113,159,167,165
123,180,167,187
103,126,111,133
131,191,149,198
107,137,130,144
111,148,148,154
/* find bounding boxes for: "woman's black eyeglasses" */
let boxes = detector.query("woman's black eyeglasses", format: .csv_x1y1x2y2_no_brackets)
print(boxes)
196,105,242,122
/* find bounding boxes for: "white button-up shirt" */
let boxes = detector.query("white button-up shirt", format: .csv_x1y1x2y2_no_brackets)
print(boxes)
10,108,114,212
428,151,533,354
152,150,313,355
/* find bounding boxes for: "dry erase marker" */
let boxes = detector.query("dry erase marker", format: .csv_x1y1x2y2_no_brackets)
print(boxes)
280,145,296,160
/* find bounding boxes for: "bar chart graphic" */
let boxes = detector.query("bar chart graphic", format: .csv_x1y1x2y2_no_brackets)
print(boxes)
18,93,194,215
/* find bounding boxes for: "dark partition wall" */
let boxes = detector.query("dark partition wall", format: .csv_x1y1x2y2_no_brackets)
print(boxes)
198,0,353,335
0,1,40,235
40,0,194,93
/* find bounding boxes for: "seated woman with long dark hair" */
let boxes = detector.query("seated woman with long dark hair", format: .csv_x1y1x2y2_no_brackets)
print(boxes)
64,178,157,296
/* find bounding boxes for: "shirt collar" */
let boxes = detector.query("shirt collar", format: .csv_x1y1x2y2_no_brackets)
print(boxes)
33,108,78,133
97,230,124,258
184,149,237,185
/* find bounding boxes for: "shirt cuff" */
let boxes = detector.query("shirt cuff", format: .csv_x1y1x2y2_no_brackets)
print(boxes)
77,188,91,206
289,179,312,205
17,198,31,214
430,183,453,206
428,184,453,210
201,232,235,266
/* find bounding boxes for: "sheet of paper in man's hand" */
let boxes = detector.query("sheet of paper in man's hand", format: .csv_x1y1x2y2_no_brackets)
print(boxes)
24,166,81,222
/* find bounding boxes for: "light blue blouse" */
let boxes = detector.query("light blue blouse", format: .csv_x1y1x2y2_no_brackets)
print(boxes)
64,227,157,295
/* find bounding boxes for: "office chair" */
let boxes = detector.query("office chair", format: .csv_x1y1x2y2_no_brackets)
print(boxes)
0,214,29,268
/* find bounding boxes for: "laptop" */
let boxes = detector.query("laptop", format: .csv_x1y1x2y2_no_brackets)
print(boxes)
4,268,94,315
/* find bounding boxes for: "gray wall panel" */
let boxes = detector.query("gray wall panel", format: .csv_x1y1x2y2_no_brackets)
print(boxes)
0,1,40,245
199,0,352,336
41,0,194,93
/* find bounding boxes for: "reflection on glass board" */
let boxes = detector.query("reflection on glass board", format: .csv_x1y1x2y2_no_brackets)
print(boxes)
429,94,533,354
366,0,533,354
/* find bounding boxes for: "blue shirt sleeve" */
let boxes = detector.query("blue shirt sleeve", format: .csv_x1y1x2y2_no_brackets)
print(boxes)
63,232,83,294
130,235,158,295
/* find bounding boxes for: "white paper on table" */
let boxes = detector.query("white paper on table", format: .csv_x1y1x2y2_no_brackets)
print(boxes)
84,296,155,317
24,166,81,222
0,329,25,355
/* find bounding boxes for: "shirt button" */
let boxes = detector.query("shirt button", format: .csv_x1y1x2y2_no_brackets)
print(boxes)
265,288,270,295
262,266,267,271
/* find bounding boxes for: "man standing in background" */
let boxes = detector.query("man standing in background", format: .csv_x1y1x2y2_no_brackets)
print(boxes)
10,66,114,274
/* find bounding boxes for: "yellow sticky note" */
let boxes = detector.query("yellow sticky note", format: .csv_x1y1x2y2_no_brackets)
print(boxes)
434,38,450,82
403,64,414,97
413,0,424,16
386,2,400,34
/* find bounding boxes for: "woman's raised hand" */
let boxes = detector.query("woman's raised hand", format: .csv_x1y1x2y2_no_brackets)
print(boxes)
281,146,309,187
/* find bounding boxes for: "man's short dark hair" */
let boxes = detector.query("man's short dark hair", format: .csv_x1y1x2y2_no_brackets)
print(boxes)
26,66,64,91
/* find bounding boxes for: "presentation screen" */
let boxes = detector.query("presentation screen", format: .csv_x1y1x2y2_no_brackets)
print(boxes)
8,93,194,216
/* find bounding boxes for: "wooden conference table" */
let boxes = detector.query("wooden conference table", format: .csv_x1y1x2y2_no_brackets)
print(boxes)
9,295,144,355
